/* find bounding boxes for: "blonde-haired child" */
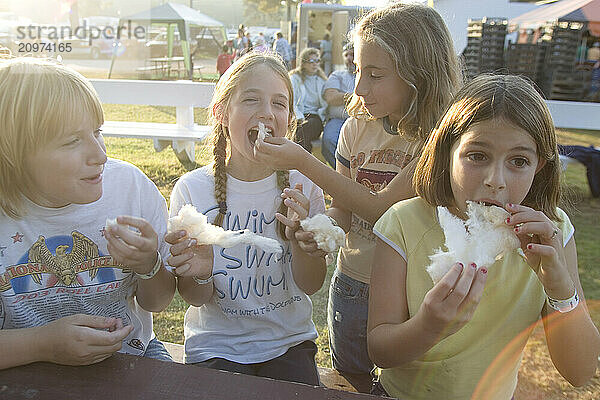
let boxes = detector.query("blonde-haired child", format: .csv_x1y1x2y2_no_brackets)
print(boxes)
165,52,327,385
255,3,462,380
369,74,600,399
0,58,176,370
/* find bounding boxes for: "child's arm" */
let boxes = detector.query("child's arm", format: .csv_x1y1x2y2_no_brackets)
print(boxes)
254,137,416,223
506,204,600,385
105,216,176,312
165,230,215,307
0,314,132,370
276,184,327,295
367,238,487,368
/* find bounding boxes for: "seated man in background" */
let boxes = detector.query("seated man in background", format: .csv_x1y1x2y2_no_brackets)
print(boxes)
321,43,356,168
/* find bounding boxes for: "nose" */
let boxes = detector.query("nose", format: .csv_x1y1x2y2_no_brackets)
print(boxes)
257,101,275,121
354,71,368,98
87,132,108,166
484,162,506,191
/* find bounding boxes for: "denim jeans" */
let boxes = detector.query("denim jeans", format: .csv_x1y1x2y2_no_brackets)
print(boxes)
322,118,345,168
327,268,373,375
143,338,173,362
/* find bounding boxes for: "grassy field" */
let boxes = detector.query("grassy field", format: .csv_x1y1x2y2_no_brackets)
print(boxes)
103,106,600,396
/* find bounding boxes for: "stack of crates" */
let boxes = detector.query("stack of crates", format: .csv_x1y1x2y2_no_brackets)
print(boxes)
505,43,544,83
538,21,590,100
463,17,508,79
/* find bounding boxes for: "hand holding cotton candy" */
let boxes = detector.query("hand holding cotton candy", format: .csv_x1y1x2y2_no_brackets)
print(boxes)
427,201,520,283
168,204,283,254
299,214,345,254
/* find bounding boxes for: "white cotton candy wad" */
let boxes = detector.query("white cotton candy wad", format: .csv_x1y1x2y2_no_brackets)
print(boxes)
300,214,345,254
257,121,270,142
426,201,521,284
168,204,283,255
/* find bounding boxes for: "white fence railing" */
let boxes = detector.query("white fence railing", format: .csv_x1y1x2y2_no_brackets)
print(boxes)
90,79,600,166
91,79,216,165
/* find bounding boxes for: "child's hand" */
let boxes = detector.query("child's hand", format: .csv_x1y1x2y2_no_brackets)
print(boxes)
505,203,575,299
42,314,133,366
418,263,487,339
164,230,213,279
105,216,159,276
294,229,327,258
275,183,309,241
253,136,308,170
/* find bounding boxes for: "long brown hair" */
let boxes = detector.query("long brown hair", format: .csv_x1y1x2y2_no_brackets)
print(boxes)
209,52,297,238
414,74,561,220
347,3,462,145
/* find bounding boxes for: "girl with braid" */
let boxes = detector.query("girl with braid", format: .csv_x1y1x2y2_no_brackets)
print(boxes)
165,52,327,385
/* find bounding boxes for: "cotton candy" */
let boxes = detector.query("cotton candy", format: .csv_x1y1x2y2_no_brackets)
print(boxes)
427,201,520,283
168,204,283,254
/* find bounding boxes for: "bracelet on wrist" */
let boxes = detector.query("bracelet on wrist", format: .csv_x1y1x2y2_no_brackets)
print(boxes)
192,274,214,285
546,289,579,313
135,251,162,280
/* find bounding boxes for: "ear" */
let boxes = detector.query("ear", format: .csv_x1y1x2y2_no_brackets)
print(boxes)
535,158,546,174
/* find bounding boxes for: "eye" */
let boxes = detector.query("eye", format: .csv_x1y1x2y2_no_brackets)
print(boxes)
467,152,486,162
510,157,530,168
273,100,287,108
242,97,258,103
369,72,382,79
63,136,80,146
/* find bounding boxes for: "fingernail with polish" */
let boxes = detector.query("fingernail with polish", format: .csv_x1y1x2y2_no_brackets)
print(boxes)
470,263,477,269
514,227,519,233
189,239,197,247
527,244,533,250
480,267,488,274
506,217,510,224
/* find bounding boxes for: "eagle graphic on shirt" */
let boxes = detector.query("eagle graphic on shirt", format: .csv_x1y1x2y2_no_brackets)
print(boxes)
28,232,99,287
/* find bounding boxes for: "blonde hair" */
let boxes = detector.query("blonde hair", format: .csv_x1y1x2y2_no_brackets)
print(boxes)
414,74,561,221
347,3,462,144
0,57,104,218
209,51,296,238
289,47,327,81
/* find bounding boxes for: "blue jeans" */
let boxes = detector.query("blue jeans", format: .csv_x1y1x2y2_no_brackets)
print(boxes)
143,338,173,362
322,118,345,168
327,269,373,375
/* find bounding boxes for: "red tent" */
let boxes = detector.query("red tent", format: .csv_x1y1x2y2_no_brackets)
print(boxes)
511,0,600,36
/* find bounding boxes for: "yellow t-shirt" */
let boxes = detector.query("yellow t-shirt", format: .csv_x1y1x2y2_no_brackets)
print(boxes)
336,117,416,283
373,197,574,400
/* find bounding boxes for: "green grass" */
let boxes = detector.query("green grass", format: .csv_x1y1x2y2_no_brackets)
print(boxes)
103,106,600,369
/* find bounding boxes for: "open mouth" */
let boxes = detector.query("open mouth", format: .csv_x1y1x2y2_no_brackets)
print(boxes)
477,200,501,207
248,122,272,145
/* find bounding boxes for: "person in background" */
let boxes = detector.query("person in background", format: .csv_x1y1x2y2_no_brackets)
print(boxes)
273,31,293,70
587,41,600,62
321,42,356,168
216,44,234,77
289,47,328,154
253,36,269,53
320,33,332,76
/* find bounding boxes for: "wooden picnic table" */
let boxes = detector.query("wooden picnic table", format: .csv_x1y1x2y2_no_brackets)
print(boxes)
148,56,185,79
0,353,379,399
